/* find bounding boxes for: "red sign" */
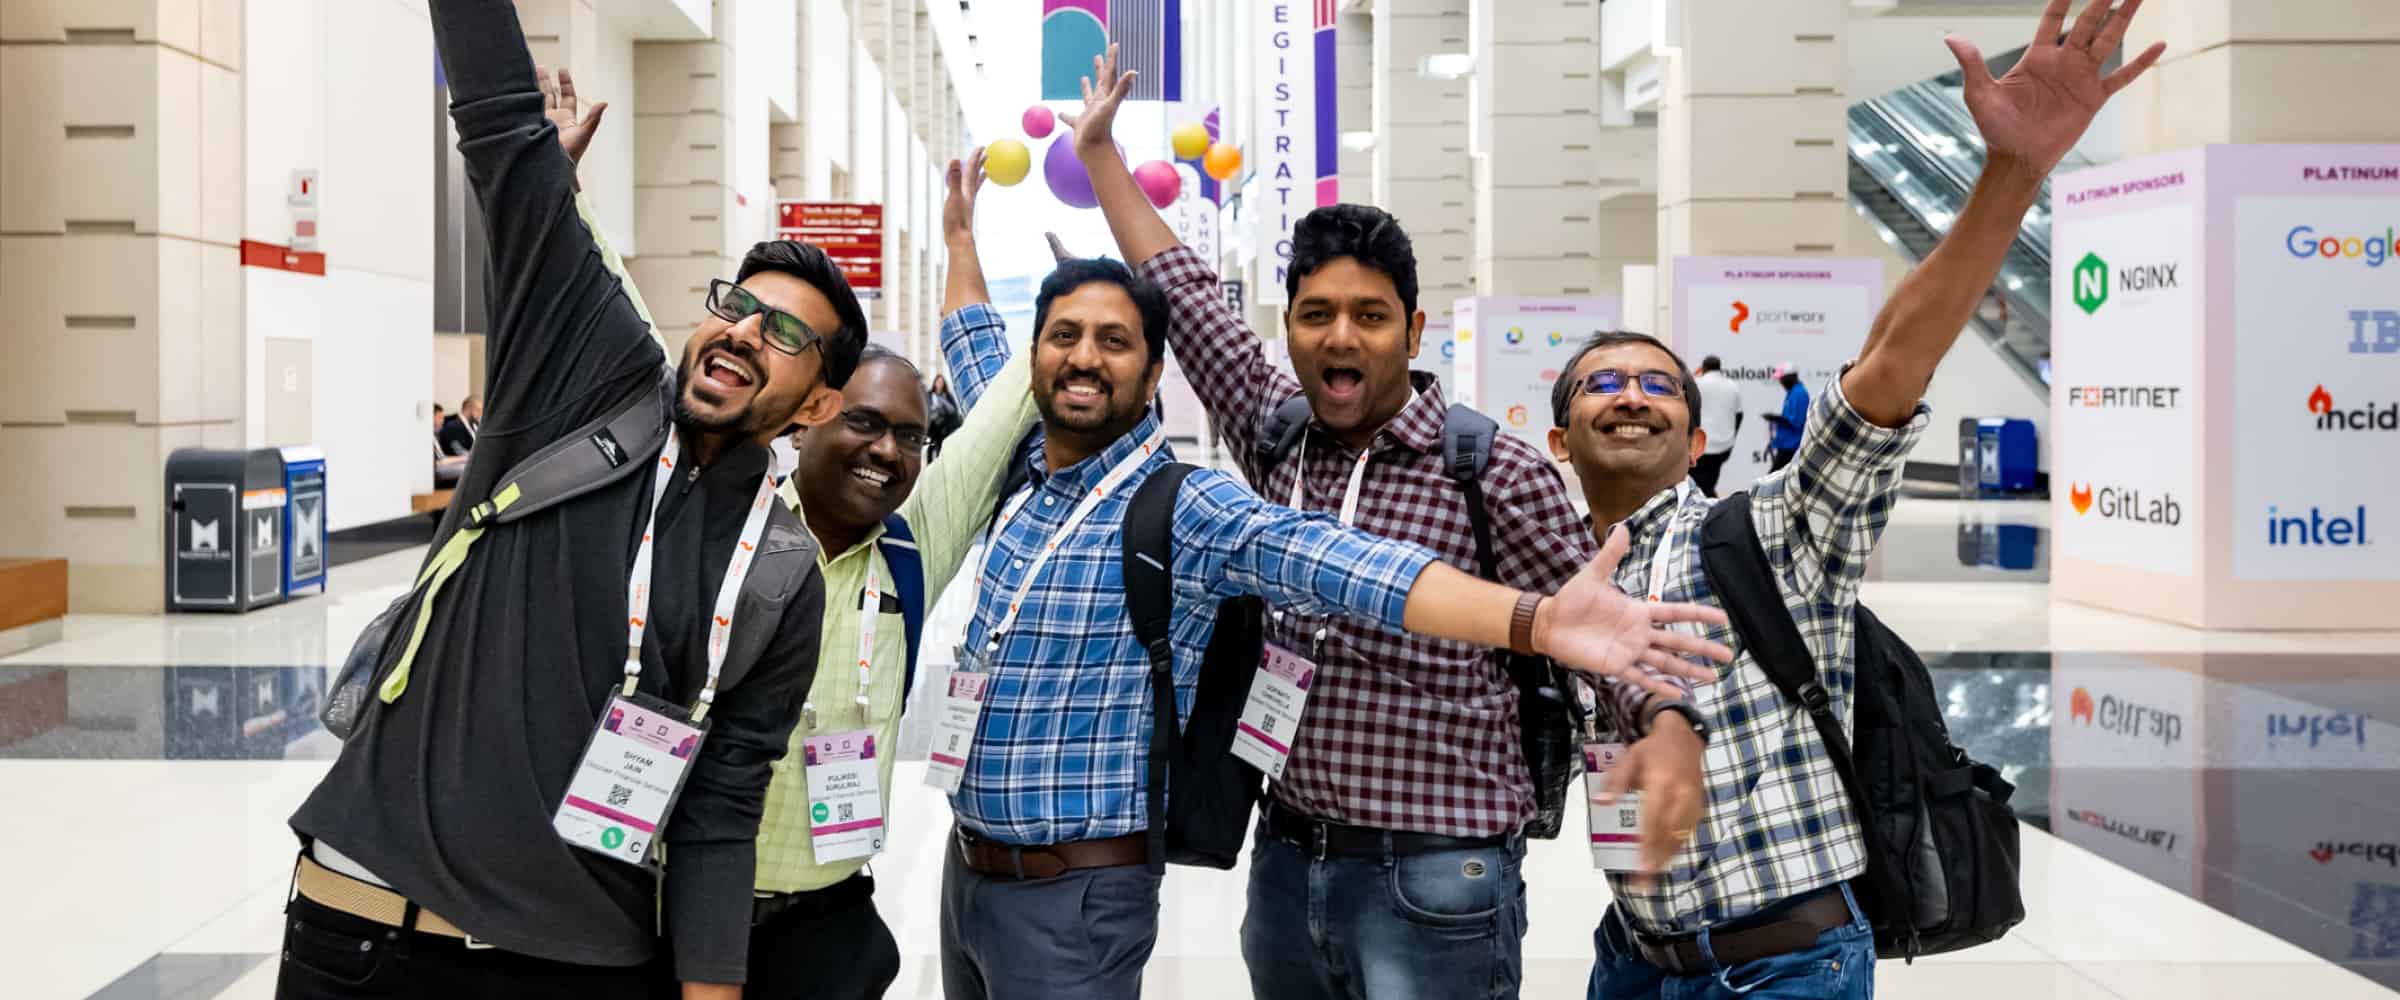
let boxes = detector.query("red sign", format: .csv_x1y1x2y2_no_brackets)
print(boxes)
777,200,884,299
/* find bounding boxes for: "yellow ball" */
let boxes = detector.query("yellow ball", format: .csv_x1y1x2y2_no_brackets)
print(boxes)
985,139,1032,186
1170,123,1211,162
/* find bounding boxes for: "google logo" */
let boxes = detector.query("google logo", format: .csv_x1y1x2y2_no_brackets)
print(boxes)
2287,226,2394,267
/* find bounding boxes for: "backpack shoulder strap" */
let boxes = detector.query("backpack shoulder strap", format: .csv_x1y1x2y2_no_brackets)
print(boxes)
475,366,671,528
1442,403,1501,579
1255,394,1316,470
988,426,1044,529
879,513,927,699
1124,463,1197,875
1698,494,1863,794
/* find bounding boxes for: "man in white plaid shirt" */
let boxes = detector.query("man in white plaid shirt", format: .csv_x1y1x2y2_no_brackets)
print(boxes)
1547,2,2164,996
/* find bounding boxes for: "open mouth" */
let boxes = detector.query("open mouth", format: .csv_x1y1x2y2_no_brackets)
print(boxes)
699,349,757,392
1600,419,1663,440
1320,367,1365,401
1057,375,1108,404
848,465,892,488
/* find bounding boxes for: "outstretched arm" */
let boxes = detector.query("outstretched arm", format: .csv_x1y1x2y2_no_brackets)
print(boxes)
1843,0,2162,426
940,150,1007,408
545,67,660,346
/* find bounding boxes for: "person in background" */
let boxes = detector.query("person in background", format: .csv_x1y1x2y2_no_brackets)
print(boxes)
439,395,482,456
1762,364,1809,473
430,404,464,488
1690,356,1741,496
927,372,964,459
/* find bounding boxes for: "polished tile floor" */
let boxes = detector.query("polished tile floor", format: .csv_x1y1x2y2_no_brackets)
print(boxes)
5,497,2398,999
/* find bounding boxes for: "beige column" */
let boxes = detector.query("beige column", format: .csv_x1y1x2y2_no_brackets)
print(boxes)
0,3,244,610
1475,0,1632,298
2118,1,2400,155
630,13,744,358
1654,0,1848,332
1374,0,1473,315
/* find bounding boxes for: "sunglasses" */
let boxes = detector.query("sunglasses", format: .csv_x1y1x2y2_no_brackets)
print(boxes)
705,279,824,357
838,408,929,453
1579,368,1682,399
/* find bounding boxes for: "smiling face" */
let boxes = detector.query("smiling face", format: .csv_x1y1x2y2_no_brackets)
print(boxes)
1287,257,1423,441
1550,341,1706,496
674,271,843,443
1031,281,1161,447
791,358,926,545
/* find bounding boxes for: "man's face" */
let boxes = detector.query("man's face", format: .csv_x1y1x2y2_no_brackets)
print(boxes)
1031,282,1161,441
1549,343,1705,492
1286,257,1422,435
462,399,483,423
792,360,926,539
676,271,844,441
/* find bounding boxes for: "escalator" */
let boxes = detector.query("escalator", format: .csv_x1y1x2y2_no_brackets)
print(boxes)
1847,47,2078,397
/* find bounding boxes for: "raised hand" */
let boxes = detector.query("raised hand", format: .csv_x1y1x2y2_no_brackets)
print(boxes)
1944,0,2164,175
942,147,988,245
1060,43,1136,161
538,65,609,167
1536,526,1733,700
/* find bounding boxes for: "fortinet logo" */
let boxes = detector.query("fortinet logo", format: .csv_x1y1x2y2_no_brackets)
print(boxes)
2068,484,2182,525
2067,385,2181,409
2068,686,2184,746
2308,384,2400,431
2065,808,2179,853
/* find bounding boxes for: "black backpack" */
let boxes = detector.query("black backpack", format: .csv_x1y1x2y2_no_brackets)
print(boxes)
1122,464,1267,873
1697,493,2025,960
1257,395,1587,840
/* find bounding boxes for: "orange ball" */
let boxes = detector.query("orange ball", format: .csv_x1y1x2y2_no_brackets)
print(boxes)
1203,142,1244,182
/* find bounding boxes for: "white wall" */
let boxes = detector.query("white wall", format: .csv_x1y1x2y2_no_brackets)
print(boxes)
804,0,853,192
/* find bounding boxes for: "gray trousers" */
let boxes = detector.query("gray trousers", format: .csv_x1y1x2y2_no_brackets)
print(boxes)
938,834,1164,1000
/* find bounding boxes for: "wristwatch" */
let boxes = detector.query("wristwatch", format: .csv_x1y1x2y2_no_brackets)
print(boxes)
1645,702,1711,746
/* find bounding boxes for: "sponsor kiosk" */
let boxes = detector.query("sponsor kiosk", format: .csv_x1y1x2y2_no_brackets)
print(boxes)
1451,296,1623,455
2051,145,2400,629
1671,257,1883,494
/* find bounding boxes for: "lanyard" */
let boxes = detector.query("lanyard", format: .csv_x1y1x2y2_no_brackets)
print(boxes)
622,431,780,723
984,426,1167,651
1276,435,1374,651
805,559,883,731
1646,481,1695,604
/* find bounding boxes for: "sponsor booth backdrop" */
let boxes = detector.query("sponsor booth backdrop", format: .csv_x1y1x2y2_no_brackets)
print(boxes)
2051,145,2400,630
1673,257,1884,494
1451,296,1623,456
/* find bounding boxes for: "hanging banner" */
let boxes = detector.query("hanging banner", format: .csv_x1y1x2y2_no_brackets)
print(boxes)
778,201,885,300
1043,0,1183,101
1252,0,1338,307
1673,256,1882,495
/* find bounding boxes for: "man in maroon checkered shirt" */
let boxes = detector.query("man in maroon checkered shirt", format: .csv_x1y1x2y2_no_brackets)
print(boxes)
1078,93,1708,1000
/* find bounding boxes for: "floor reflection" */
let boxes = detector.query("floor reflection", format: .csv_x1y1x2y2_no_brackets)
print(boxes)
0,664,337,761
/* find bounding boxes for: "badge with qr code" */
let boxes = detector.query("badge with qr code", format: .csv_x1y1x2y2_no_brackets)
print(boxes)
1583,741,1643,871
554,693,708,867
804,729,885,862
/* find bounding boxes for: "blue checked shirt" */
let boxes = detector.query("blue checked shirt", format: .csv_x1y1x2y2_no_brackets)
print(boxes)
1606,375,1928,934
951,408,1439,846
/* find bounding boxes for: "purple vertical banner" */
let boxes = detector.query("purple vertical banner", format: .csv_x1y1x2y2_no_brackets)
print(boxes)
1314,0,1338,205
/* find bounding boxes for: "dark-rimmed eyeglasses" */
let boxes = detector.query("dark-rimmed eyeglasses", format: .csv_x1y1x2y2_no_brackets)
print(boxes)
705,279,824,357
838,408,929,453
1579,368,1681,399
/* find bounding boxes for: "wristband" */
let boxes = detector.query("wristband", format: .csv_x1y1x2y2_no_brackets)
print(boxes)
1509,592,1542,656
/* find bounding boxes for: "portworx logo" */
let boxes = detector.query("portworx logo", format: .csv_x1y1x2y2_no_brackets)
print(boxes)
2073,252,2109,314
1730,300,1752,332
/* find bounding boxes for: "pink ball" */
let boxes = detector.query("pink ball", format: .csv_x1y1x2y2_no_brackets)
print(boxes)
1134,160,1182,209
1022,105,1057,139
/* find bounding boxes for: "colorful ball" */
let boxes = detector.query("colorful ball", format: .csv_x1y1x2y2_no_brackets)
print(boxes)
1203,142,1244,182
984,139,1032,186
1170,123,1211,161
1133,160,1182,209
1043,136,1099,209
1022,105,1057,139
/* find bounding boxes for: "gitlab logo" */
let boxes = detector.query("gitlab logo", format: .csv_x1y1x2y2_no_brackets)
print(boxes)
2069,686,2095,724
2067,687,2183,746
2071,484,2181,525
2308,384,2400,432
2069,484,2094,515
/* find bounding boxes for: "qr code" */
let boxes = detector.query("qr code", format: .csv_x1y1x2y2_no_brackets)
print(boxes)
1617,808,1638,828
607,784,634,808
837,802,855,822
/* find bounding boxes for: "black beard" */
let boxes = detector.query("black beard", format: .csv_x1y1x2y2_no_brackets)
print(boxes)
673,363,752,435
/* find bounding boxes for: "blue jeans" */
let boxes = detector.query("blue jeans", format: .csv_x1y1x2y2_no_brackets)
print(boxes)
1240,820,1529,1000
1587,885,1875,1000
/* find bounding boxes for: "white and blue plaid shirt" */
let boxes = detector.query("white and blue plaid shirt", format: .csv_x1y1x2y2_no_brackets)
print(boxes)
950,406,1438,846
1606,376,1929,934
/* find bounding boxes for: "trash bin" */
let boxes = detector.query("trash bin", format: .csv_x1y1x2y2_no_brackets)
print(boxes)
164,448,289,612
278,446,328,598
1974,418,2039,494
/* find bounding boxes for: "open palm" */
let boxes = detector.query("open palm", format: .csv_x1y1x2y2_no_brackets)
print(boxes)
1541,526,1732,701
1060,43,1135,159
1946,0,2163,174
538,66,608,167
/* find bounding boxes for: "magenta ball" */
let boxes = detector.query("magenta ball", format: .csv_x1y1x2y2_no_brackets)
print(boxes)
1044,136,1100,209
1022,105,1057,139
1134,160,1182,209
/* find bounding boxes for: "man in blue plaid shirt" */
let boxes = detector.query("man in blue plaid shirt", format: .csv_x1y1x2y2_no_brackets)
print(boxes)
933,53,1737,1000
1546,3,2164,996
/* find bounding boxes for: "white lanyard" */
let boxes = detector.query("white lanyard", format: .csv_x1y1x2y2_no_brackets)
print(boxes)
1276,436,1374,650
622,431,780,722
1645,481,1696,604
984,427,1167,650
805,559,883,730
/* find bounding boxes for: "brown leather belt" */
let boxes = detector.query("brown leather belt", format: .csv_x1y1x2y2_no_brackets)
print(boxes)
953,827,1149,880
293,854,478,942
1630,885,1855,975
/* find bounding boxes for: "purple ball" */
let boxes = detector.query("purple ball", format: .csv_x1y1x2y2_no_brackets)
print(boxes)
1044,135,1100,209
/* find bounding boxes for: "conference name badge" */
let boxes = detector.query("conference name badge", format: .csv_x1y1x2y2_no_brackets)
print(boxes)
553,693,707,867
925,652,990,794
1583,741,1643,871
1231,642,1316,780
803,729,885,862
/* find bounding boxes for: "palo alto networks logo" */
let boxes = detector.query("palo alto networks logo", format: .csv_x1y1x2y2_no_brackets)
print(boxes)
1505,327,1525,345
2308,384,2400,431
2068,687,2184,746
2310,841,2398,867
1730,301,1751,333
2070,483,2182,525
2287,226,2394,267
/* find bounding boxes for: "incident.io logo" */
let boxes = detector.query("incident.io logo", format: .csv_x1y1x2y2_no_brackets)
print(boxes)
2265,504,2372,547
1730,301,1751,333
2310,385,2400,431
2069,484,2181,525
2288,226,2395,267
2311,841,2399,867
2067,686,2185,746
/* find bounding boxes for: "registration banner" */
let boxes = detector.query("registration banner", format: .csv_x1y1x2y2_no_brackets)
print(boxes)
1251,0,1338,307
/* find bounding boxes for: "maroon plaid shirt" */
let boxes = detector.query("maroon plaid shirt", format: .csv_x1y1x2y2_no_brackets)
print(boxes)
1141,246,1678,837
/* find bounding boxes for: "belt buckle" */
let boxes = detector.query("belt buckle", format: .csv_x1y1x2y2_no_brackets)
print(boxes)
463,935,495,951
